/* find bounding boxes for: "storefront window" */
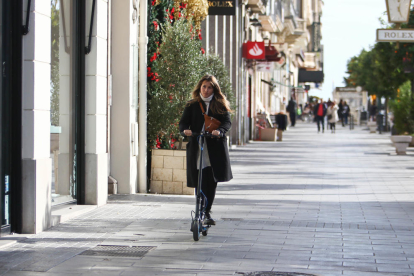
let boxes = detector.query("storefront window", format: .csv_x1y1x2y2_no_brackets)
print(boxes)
50,0,77,205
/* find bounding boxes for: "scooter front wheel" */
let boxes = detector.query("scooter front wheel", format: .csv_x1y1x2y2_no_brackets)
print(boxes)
192,220,200,241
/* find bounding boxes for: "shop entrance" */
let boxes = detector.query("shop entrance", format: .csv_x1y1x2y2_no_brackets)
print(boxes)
50,0,86,206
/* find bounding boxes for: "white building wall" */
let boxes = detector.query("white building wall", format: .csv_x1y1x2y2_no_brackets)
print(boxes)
111,0,138,194
85,0,108,205
21,0,52,233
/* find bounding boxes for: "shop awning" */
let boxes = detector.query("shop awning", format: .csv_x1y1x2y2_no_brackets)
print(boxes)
298,69,324,83
265,45,281,61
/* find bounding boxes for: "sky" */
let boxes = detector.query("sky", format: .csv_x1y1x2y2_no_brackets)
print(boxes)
309,0,387,100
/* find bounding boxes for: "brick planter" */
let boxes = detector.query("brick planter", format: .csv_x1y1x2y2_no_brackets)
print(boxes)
150,149,194,195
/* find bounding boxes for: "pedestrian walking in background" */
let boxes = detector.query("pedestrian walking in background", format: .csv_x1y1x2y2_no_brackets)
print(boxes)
179,74,233,226
275,111,288,141
313,99,327,133
338,99,344,125
342,101,350,126
327,98,333,107
287,96,297,127
369,99,377,121
327,100,339,133
297,104,303,121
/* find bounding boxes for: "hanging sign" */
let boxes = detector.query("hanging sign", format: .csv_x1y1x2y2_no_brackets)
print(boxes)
208,0,235,15
242,41,265,60
376,29,414,42
256,62,274,73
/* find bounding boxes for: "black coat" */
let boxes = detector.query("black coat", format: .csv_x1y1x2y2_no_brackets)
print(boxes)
287,99,297,114
275,113,288,131
179,100,233,188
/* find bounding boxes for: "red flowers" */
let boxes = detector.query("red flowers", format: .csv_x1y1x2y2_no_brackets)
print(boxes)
151,0,156,6
170,138,176,149
166,8,174,20
150,52,157,62
198,32,202,40
201,48,205,54
156,137,161,149
153,21,159,31
147,67,159,82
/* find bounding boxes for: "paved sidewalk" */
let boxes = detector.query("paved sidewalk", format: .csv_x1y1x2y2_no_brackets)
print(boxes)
1,123,414,276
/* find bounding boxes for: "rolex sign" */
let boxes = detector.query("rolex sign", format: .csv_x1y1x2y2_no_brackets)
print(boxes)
208,0,235,15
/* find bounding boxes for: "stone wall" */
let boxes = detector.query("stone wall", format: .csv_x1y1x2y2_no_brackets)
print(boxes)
150,149,194,195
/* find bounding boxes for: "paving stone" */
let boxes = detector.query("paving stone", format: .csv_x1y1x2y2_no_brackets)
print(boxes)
1,124,414,274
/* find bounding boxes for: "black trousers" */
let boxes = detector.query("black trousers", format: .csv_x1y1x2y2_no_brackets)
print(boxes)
290,111,296,126
195,167,217,212
316,116,324,131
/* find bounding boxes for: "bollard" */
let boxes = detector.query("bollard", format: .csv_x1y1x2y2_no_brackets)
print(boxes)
349,115,354,130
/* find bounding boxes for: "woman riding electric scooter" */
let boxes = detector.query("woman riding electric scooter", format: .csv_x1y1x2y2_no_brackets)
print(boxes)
179,74,233,238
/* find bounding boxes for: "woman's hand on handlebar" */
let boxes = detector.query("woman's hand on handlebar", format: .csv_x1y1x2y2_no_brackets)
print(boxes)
211,130,221,137
183,129,192,136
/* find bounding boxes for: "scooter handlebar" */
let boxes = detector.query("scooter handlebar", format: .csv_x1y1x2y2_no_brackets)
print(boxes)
181,131,224,138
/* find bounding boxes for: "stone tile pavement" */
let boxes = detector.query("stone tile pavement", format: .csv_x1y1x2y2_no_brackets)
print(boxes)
1,122,414,276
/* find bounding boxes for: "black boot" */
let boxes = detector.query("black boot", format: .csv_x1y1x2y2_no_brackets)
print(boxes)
203,211,216,225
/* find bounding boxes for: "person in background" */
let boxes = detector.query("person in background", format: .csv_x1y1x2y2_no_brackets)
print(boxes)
338,99,344,125
297,104,304,121
342,101,350,126
275,111,288,141
327,100,339,133
327,98,333,107
313,99,327,133
287,96,297,127
369,99,377,121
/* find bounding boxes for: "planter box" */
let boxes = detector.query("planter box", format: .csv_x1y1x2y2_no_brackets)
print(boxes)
260,128,277,141
367,122,377,133
150,149,194,195
391,135,413,155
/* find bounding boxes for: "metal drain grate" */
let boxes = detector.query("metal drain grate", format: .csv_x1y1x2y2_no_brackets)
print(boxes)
80,245,156,257
240,272,317,276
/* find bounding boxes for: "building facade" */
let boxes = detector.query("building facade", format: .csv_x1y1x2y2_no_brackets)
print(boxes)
201,0,324,144
1,0,147,235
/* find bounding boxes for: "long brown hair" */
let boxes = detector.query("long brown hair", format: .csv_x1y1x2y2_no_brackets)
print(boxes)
188,74,232,114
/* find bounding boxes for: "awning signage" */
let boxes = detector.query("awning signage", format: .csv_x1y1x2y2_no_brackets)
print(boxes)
256,62,274,73
298,69,324,83
208,0,235,15
243,41,266,60
265,45,281,61
376,29,414,42
335,87,358,92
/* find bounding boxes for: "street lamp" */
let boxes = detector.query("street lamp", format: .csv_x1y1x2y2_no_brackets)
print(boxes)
385,0,411,23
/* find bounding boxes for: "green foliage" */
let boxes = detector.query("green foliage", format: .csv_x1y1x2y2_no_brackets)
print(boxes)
344,9,414,99
204,52,236,113
148,19,205,149
389,81,414,134
146,3,235,150
344,9,414,135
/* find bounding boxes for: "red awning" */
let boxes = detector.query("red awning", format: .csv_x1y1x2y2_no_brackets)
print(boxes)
265,45,281,62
